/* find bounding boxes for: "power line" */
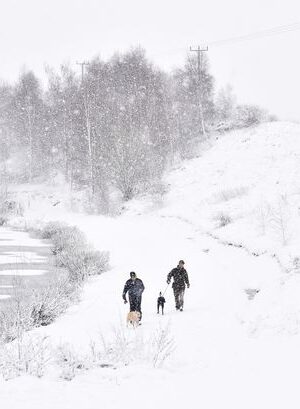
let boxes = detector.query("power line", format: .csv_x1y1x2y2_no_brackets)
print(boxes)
151,21,300,60
207,21,300,47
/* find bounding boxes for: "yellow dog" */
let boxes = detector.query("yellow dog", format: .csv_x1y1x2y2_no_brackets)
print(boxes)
126,311,141,327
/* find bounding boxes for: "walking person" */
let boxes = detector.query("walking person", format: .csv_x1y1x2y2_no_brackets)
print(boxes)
122,272,145,321
157,291,166,315
167,260,190,311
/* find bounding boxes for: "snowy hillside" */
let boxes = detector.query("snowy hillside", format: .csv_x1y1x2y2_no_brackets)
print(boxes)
163,121,300,255
2,121,300,409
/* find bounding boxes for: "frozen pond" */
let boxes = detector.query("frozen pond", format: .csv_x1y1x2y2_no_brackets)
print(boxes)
0,227,52,303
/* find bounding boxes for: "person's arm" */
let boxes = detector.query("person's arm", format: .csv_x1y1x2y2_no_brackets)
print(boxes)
167,269,174,284
184,270,190,288
122,281,129,302
140,279,145,293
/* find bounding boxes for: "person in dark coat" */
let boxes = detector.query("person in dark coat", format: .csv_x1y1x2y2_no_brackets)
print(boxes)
157,291,166,315
122,272,145,321
167,260,190,311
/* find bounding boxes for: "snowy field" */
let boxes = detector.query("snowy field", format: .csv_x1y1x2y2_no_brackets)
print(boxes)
2,122,300,408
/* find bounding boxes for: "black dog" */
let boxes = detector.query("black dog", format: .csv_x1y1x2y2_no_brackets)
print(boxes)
157,292,166,315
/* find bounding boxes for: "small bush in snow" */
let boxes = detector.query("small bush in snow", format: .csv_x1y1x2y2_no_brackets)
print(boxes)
0,324,175,381
270,195,291,245
30,274,78,326
211,186,248,203
213,212,232,228
0,272,78,342
96,323,175,369
40,221,68,240
150,323,175,368
0,335,51,380
0,281,35,343
80,248,110,276
56,245,109,282
0,215,8,226
0,185,23,224
0,199,23,217
51,226,86,256
234,104,267,128
56,248,88,282
293,257,300,271
256,201,271,236
38,222,109,282
56,343,88,381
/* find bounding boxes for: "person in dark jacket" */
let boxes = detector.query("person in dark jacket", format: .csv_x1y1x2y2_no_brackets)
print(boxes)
123,272,145,321
167,260,190,311
157,291,166,315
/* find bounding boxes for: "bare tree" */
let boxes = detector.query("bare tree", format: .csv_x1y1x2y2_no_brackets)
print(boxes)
11,71,46,181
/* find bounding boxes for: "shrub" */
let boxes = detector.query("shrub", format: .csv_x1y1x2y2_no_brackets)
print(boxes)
213,121,235,133
0,270,80,343
96,323,175,368
50,226,86,256
56,324,175,379
0,335,51,380
0,215,7,226
256,201,271,236
0,323,175,381
38,222,110,281
55,246,109,282
270,196,291,246
0,199,23,217
30,275,78,327
150,323,175,368
0,286,35,343
56,343,88,381
234,104,267,128
211,186,248,203
40,221,68,240
213,212,232,228
81,249,109,276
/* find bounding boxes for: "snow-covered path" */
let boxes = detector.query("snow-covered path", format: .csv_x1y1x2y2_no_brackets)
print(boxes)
2,211,297,409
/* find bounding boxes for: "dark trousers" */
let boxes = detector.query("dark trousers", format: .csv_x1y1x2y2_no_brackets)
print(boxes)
173,287,185,309
157,302,164,314
129,294,142,320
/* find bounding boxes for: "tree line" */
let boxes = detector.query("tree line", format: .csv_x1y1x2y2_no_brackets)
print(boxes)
0,47,270,212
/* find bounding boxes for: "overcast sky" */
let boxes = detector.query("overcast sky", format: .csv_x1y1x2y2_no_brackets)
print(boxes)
1,0,300,121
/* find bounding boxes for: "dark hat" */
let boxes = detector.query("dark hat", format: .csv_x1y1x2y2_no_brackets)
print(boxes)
179,260,185,264
130,271,136,277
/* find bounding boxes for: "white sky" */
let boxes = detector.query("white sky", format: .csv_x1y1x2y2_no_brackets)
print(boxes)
1,0,300,120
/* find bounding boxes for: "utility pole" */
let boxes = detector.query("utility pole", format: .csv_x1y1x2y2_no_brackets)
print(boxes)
189,45,208,137
76,61,90,84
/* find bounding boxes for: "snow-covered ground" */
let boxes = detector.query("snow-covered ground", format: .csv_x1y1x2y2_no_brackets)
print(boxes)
2,121,300,408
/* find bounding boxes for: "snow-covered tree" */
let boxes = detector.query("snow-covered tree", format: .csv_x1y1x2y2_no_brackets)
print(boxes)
11,71,47,180
46,65,84,186
85,48,172,201
172,54,215,156
215,85,236,125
